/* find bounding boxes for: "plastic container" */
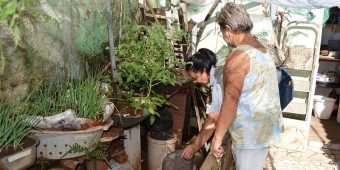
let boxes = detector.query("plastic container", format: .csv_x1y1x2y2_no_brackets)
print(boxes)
147,133,176,170
313,95,336,119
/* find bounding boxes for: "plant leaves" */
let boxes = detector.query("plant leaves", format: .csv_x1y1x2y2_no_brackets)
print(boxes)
149,115,155,125
13,24,20,46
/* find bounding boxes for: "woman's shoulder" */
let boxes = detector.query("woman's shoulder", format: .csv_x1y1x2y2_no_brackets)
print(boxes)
225,50,250,71
236,38,267,54
230,46,251,60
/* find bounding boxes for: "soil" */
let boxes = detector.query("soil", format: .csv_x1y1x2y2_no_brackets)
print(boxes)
0,137,36,159
80,119,102,130
110,99,146,128
112,99,144,117
175,69,192,85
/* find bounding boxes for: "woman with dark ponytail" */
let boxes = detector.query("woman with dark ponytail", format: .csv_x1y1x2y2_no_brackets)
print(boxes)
181,48,224,160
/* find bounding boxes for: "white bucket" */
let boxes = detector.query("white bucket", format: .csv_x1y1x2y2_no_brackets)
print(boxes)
313,95,336,119
147,133,177,170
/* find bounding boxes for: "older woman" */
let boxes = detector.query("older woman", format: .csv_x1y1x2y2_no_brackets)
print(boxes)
211,3,282,170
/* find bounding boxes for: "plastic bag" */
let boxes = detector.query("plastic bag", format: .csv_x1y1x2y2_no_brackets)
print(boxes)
35,109,81,129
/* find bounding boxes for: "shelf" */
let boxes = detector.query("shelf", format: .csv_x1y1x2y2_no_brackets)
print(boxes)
316,81,340,88
319,56,340,62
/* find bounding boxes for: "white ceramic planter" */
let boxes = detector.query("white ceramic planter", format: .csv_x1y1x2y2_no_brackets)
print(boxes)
33,119,112,160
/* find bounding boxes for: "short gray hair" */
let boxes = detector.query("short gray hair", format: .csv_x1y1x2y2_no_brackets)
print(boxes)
217,3,253,33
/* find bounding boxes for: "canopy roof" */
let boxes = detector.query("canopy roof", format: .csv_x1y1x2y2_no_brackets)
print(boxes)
248,0,339,9
183,0,340,8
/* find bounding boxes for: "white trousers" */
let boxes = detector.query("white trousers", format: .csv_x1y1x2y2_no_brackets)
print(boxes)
231,145,269,170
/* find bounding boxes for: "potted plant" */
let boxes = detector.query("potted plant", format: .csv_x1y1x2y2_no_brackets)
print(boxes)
26,75,113,160
114,23,185,125
0,102,39,170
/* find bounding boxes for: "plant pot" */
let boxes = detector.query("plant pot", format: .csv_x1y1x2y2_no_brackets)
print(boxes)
33,119,113,160
0,136,39,170
111,98,146,128
147,133,177,170
112,114,147,128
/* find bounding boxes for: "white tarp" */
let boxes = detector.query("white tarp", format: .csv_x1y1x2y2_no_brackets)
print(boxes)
248,0,340,9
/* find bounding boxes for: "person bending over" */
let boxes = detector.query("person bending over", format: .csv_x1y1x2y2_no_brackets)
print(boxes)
181,48,224,160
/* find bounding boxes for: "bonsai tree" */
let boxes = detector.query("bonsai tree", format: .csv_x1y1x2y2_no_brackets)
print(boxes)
115,23,184,123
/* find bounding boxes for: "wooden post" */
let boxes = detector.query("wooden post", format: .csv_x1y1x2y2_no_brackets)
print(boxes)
195,0,220,48
191,85,202,131
105,0,118,97
145,0,160,24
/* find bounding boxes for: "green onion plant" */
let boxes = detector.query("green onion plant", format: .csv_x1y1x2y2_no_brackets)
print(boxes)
0,102,38,152
27,76,106,120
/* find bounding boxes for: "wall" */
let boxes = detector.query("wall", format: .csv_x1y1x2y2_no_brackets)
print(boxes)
0,0,139,101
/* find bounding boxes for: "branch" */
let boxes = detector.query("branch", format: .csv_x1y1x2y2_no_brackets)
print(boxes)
196,0,220,47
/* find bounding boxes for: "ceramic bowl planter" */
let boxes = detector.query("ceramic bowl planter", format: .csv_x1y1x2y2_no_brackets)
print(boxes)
25,76,114,160
33,119,113,160
0,136,39,170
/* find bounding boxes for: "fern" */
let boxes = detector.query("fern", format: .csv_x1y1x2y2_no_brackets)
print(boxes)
62,142,109,165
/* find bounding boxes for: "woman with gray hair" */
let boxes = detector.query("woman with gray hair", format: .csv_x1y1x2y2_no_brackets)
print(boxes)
211,3,282,170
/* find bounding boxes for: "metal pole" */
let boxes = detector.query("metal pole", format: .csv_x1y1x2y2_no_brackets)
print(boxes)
105,0,118,96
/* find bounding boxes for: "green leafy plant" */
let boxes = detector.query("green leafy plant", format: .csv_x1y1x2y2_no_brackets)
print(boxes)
115,23,184,123
62,142,109,165
74,11,108,58
0,102,38,152
27,76,106,120
0,0,38,45
129,95,168,123
173,27,190,42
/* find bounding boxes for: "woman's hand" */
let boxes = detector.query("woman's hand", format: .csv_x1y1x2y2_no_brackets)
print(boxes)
181,143,197,160
211,137,224,158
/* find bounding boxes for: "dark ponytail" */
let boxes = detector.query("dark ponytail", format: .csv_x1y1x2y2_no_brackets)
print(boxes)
186,48,217,73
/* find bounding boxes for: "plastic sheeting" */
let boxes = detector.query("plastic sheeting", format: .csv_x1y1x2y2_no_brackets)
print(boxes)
182,0,215,5
248,0,340,9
